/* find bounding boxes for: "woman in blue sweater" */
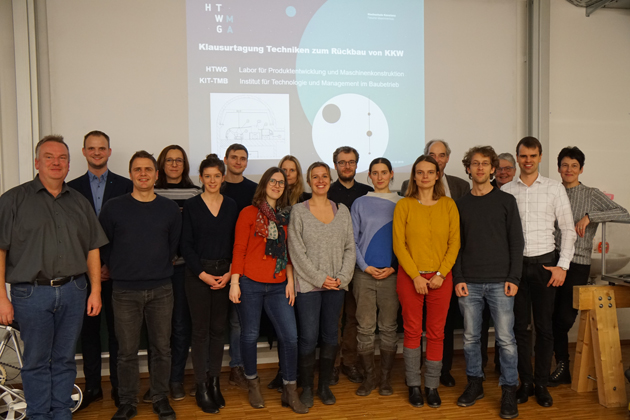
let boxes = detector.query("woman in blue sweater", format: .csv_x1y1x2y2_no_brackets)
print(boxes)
350,157,401,397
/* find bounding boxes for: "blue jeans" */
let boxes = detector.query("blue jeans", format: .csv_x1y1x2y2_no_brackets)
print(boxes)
228,302,242,368
458,282,518,386
236,276,297,381
295,289,345,355
170,264,191,382
113,284,173,405
11,275,88,420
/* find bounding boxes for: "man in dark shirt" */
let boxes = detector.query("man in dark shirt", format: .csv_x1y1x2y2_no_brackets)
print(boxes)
68,130,133,409
0,135,108,420
327,146,373,384
220,143,257,389
453,146,523,419
100,151,181,420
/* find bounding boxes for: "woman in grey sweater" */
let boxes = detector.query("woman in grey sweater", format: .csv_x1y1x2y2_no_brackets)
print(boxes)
288,162,356,408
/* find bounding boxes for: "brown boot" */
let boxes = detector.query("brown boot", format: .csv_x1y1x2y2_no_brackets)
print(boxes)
356,352,376,396
247,377,265,409
379,349,396,396
281,382,309,414
229,366,248,390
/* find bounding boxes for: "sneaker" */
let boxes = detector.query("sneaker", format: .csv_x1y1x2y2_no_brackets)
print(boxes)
500,385,519,419
548,360,571,387
153,397,176,420
142,389,151,403
111,403,137,420
457,376,484,407
169,382,186,401
229,366,248,390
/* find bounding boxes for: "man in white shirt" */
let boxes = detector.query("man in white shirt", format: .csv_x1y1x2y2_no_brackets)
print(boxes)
501,136,576,408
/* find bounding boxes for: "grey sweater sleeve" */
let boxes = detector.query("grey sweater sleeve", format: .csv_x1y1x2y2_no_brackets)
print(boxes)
335,205,356,289
288,206,328,288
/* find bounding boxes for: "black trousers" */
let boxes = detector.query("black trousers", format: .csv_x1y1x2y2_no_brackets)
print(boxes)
442,283,462,373
552,262,590,363
185,261,230,383
80,279,118,390
514,252,557,386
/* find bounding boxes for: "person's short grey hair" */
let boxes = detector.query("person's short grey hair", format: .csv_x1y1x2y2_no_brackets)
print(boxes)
35,135,70,160
497,152,516,167
424,139,451,157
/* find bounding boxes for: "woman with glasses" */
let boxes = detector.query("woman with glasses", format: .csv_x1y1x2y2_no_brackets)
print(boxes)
153,145,200,401
350,157,401,397
393,155,460,409
180,154,237,413
229,167,307,414
288,162,356,408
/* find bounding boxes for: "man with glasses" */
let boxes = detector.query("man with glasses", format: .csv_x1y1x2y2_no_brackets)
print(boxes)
68,130,133,409
492,153,517,189
454,146,523,419
327,146,373,384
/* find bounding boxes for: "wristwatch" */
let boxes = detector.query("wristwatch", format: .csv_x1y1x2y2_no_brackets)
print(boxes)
436,271,445,279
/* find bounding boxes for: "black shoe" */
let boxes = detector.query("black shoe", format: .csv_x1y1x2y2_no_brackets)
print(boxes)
267,370,283,392
425,387,441,408
142,389,151,403
111,403,137,420
111,388,120,408
330,366,340,386
457,376,484,407
78,387,103,411
341,364,364,384
515,382,534,404
408,386,424,407
153,397,176,420
195,382,219,414
534,385,553,407
548,360,571,387
500,385,519,419
169,382,186,401
300,386,314,408
208,376,225,408
440,372,455,387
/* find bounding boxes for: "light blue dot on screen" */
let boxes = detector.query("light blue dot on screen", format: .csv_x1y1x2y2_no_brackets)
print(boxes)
286,6,296,17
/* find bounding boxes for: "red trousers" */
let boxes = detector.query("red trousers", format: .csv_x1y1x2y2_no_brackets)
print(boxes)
397,269,452,361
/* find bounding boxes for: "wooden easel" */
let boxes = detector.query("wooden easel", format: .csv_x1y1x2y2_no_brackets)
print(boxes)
572,285,630,408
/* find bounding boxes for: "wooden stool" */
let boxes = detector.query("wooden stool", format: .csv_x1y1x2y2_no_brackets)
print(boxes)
572,285,629,408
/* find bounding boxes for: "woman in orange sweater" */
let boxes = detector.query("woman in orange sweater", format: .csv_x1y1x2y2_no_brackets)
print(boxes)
229,167,307,414
393,155,460,409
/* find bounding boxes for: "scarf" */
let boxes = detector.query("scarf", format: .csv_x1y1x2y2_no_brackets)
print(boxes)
254,201,290,277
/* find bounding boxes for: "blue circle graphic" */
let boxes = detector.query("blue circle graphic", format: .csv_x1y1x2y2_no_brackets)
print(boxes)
286,6,296,17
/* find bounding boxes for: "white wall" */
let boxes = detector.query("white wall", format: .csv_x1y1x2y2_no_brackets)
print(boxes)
548,1,630,340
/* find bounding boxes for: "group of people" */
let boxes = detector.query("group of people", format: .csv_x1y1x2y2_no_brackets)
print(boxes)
0,132,628,420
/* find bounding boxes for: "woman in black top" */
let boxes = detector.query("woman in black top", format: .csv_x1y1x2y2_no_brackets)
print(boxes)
180,154,238,414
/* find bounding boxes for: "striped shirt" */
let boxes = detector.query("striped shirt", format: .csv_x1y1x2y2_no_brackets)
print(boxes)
501,174,576,269
554,183,630,265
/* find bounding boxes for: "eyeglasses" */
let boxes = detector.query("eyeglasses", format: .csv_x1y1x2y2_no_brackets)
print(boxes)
470,161,491,168
165,158,184,166
497,166,515,172
268,179,285,187
336,160,357,167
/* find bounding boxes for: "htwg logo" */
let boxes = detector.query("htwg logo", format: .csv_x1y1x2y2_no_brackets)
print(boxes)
206,3,233,33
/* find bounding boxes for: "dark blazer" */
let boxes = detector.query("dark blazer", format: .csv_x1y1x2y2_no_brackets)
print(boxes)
67,170,134,212
399,174,470,200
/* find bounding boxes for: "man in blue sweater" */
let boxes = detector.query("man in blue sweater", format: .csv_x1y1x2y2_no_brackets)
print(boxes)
100,151,182,420
453,146,523,419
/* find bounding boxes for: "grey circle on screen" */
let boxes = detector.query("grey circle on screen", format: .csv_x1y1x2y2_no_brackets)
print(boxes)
322,104,341,124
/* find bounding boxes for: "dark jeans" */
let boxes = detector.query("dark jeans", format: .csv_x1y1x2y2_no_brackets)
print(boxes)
11,275,88,420
296,289,346,355
113,284,173,405
170,264,191,383
339,282,358,366
185,260,230,383
514,252,557,386
236,276,298,381
553,262,590,363
80,278,118,390
442,281,462,373
228,302,242,368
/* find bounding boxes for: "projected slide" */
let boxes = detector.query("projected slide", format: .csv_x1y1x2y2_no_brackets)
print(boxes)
186,0,424,175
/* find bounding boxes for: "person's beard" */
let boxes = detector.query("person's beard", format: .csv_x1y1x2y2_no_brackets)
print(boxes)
338,170,356,183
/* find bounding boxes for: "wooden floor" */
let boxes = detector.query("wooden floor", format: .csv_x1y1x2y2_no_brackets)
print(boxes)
74,346,630,420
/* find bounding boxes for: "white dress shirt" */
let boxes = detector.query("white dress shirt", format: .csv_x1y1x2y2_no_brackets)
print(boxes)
501,173,576,269
442,173,451,198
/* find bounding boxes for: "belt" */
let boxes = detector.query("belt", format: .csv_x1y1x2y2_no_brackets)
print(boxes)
34,275,80,287
523,251,557,265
